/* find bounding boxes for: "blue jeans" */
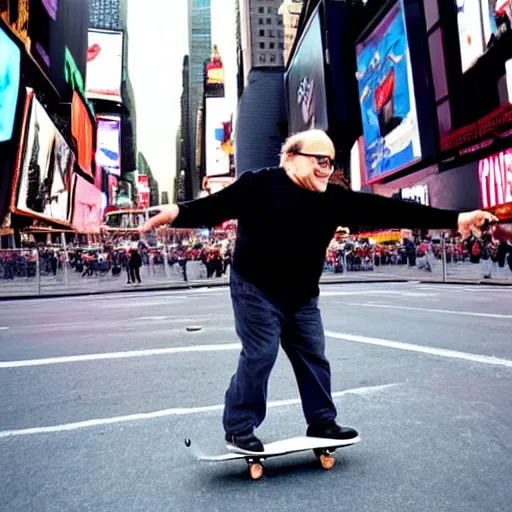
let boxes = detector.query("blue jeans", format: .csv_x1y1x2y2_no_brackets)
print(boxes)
223,270,337,435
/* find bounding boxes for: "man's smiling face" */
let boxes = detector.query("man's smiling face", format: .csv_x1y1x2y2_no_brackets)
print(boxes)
283,132,335,192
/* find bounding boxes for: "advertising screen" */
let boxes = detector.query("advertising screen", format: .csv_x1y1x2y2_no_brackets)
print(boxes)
28,0,60,72
479,147,512,208
456,0,512,73
86,29,123,103
137,174,150,208
204,44,225,98
355,0,422,184
286,9,328,133
71,173,102,233
16,95,73,224
205,97,232,177
0,24,21,142
0,0,29,45
64,46,86,97
71,90,95,179
96,115,121,176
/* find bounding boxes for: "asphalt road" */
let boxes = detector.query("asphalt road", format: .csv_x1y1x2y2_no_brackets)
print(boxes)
1,282,511,512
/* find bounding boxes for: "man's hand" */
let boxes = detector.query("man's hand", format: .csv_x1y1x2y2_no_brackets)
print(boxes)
457,210,499,238
141,204,180,232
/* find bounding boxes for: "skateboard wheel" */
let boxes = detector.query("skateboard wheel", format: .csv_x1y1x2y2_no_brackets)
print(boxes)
184,438,191,447
249,462,263,480
319,454,335,470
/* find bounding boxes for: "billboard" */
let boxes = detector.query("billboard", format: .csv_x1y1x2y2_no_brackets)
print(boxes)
479,147,512,208
86,29,123,103
70,173,102,233
15,95,73,224
204,44,225,98
285,9,328,133
64,46,86,97
0,24,21,142
355,0,422,184
27,0,60,72
456,0,512,73
71,90,95,179
0,0,29,46
96,115,121,176
136,174,150,208
205,97,232,177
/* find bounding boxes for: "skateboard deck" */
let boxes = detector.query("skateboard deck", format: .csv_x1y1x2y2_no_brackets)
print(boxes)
185,435,360,480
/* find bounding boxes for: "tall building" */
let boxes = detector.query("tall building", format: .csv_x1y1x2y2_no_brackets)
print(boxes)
188,0,212,198
177,55,190,202
238,0,285,86
278,0,302,65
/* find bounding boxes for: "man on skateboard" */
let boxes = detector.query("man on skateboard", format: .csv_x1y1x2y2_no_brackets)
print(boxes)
143,129,497,453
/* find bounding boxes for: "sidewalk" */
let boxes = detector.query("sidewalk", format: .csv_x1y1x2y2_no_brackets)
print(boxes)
1,260,511,300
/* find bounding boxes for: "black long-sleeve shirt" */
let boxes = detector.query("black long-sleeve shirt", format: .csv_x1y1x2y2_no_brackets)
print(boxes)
173,167,459,299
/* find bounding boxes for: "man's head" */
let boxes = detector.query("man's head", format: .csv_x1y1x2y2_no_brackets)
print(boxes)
280,129,335,192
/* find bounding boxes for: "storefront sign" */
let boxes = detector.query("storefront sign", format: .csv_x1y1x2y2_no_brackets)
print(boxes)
137,174,150,208
479,147,512,208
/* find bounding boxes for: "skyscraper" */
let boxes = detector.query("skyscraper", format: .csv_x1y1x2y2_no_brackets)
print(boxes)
188,0,212,198
238,0,286,86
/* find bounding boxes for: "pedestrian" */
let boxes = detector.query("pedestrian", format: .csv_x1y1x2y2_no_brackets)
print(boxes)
129,248,142,284
142,129,497,453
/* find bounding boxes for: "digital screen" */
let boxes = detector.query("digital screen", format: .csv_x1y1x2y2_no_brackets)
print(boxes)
0,25,21,142
0,1,29,45
479,148,512,208
96,115,121,176
205,97,232,177
64,46,86,97
456,0,512,73
71,173,102,233
71,91,94,178
86,29,123,102
285,10,328,133
16,95,72,223
355,0,422,184
28,0,59,72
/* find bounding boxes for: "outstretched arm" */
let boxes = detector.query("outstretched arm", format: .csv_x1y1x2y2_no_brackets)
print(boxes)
141,172,255,232
338,189,498,238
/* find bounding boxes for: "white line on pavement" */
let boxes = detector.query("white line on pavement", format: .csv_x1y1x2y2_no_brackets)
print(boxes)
346,302,512,319
321,291,436,297
0,343,242,369
0,327,9,330
325,331,512,367
0,384,398,439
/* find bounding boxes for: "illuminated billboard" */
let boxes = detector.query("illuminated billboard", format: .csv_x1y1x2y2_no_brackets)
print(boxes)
355,0,422,184
456,0,512,73
70,173,102,233
285,9,328,133
96,115,121,176
71,90,95,179
205,97,232,177
0,24,21,143
205,44,225,98
479,147,512,208
86,29,123,103
15,95,73,224
0,0,29,45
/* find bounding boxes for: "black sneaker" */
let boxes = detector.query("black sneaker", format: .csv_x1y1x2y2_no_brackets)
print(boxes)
225,431,264,453
307,421,358,440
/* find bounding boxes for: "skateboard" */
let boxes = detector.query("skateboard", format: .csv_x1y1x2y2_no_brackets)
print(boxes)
184,435,361,480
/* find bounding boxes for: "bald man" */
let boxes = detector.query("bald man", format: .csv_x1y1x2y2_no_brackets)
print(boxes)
143,129,497,454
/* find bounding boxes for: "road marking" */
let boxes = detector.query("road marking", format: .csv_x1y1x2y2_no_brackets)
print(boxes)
346,302,512,319
325,331,512,367
0,343,242,368
321,291,436,297
0,327,9,330
0,384,398,439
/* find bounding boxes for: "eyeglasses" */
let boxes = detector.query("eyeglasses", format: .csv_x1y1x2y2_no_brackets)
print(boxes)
292,151,335,169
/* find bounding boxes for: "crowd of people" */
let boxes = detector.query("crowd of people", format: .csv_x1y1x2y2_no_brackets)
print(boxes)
2,229,512,282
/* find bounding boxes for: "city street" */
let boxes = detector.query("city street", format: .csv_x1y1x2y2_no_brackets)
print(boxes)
1,283,511,512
